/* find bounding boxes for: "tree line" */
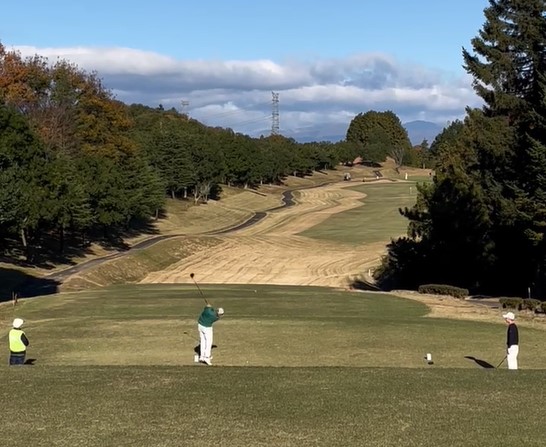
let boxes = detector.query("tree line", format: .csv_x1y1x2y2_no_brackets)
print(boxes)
377,0,546,298
0,42,426,263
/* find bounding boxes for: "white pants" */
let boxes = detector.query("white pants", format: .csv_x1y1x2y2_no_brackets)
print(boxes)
507,345,519,370
198,324,213,362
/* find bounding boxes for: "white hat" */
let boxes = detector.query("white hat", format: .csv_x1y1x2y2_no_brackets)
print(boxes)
502,312,515,321
12,318,24,329
217,307,224,316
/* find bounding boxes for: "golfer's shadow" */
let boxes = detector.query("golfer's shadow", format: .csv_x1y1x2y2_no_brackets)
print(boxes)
464,356,494,369
193,345,217,355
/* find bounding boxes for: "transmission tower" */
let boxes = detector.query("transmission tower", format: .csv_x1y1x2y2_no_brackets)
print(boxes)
271,92,280,135
181,100,190,118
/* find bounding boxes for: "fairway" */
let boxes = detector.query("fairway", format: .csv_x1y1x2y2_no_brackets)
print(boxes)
140,180,412,288
1,284,546,446
3,284,545,368
300,182,420,244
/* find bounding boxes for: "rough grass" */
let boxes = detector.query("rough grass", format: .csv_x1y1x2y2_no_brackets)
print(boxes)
61,237,221,291
1,284,545,446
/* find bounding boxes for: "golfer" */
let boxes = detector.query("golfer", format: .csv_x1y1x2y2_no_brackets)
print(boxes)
197,304,224,366
8,318,29,365
503,311,519,370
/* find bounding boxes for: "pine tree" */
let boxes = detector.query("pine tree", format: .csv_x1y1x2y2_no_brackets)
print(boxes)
379,1,546,295
463,0,546,294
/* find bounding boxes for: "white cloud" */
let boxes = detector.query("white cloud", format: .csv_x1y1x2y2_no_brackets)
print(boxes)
11,45,482,141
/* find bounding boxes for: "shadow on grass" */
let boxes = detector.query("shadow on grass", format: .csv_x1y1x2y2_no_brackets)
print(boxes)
350,278,382,292
464,356,495,369
24,358,36,365
193,344,218,355
0,267,60,302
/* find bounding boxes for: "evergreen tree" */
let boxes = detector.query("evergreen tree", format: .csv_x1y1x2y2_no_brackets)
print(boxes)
379,1,546,295
346,111,411,163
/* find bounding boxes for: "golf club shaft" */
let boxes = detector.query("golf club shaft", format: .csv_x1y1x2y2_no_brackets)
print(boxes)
191,275,208,304
183,331,199,342
496,355,507,368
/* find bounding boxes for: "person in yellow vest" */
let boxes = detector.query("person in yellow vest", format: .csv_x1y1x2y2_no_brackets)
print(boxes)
9,318,29,365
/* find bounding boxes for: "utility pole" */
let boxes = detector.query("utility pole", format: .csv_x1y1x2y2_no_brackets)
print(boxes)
271,92,279,135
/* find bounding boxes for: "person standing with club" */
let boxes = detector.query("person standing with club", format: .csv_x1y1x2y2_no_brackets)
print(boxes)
8,318,29,366
503,311,519,370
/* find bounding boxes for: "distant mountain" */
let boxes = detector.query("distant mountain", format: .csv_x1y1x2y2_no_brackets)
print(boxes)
403,120,444,146
260,120,445,145
285,123,347,143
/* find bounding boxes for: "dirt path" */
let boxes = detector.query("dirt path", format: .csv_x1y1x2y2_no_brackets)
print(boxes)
142,181,387,287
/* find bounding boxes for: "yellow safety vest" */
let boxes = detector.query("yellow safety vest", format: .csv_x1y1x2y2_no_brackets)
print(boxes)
9,329,26,353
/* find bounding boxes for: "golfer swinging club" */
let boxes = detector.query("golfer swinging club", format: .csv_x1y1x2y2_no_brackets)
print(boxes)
197,303,224,366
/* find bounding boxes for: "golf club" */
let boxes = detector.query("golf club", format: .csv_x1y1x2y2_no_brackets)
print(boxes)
183,331,199,343
496,355,507,369
190,273,208,304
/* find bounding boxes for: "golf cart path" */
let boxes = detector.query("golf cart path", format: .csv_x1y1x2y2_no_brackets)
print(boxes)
141,181,388,288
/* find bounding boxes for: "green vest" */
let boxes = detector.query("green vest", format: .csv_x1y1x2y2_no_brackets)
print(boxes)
9,329,26,353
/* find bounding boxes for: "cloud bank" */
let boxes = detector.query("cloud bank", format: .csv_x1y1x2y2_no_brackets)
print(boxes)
12,45,481,141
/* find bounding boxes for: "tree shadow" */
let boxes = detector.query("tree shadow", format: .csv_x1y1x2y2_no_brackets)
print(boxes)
0,267,60,302
349,278,382,292
464,356,495,369
1,234,97,269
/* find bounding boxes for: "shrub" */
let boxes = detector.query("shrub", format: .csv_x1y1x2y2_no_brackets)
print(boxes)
499,297,523,310
522,299,541,311
417,284,469,299
541,301,546,314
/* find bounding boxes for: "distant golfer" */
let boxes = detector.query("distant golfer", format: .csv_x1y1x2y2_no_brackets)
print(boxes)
8,318,29,366
503,311,519,370
197,304,224,366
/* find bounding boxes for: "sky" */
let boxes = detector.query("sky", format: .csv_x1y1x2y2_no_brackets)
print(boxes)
1,0,489,141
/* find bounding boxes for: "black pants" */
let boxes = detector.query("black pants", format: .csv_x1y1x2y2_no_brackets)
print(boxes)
9,352,25,365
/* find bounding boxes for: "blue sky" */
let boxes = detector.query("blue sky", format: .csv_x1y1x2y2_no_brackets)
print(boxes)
1,0,489,140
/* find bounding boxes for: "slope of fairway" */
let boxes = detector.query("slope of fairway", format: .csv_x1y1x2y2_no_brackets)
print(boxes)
140,181,398,288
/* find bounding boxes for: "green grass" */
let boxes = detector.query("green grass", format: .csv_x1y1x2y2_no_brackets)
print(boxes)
2,366,543,447
300,182,421,244
1,284,545,446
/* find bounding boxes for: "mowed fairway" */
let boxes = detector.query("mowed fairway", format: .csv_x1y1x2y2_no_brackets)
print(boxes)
1,284,546,446
140,180,414,287
300,182,420,244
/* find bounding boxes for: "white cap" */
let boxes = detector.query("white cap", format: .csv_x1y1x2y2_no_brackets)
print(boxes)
217,307,224,316
12,318,24,329
503,312,515,321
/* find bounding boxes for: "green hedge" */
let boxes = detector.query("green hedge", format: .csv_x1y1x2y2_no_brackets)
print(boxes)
499,298,542,311
417,284,469,299
522,298,541,311
499,297,523,310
